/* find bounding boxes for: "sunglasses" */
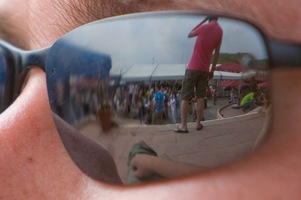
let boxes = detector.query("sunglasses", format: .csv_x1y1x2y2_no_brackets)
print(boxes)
1,11,301,185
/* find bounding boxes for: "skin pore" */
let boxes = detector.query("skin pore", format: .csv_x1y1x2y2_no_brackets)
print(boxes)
1,0,301,199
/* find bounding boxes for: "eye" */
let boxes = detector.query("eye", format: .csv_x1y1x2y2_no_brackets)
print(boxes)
46,12,270,185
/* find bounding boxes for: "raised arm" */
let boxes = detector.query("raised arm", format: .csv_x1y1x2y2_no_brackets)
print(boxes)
188,17,208,38
209,42,222,80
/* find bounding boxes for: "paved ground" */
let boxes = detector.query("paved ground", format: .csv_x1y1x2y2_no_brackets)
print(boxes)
79,98,266,184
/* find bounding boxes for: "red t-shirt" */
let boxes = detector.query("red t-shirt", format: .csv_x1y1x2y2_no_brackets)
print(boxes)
187,21,223,72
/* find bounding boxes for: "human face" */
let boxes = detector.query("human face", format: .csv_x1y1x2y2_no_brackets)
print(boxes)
1,0,301,199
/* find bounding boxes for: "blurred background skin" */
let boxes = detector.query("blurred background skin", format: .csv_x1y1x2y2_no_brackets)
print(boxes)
0,0,301,199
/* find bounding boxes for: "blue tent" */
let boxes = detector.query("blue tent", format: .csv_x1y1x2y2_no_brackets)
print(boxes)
46,40,112,123
46,40,112,80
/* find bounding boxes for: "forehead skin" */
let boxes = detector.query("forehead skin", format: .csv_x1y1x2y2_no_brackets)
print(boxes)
0,0,300,50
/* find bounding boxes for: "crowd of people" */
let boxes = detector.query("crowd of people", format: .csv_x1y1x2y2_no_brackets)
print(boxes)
110,80,223,125
228,77,270,112
112,81,182,125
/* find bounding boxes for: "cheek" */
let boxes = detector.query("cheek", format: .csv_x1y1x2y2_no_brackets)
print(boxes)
270,69,301,137
0,68,90,196
0,67,63,166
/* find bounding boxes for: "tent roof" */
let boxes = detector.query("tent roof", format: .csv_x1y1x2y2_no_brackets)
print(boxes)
110,64,258,82
216,62,242,73
122,64,158,82
151,64,187,81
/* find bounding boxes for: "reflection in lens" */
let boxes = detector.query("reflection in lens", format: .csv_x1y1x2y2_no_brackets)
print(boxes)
0,53,8,113
47,13,270,185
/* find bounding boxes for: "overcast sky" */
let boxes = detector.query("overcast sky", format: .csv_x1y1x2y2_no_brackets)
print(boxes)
61,13,268,67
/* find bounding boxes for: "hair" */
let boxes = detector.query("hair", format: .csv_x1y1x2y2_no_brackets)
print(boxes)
52,0,146,26
155,83,161,90
207,15,219,21
198,15,218,26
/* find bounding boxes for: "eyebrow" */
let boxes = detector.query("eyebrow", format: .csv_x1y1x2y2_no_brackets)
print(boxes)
0,0,177,48
52,0,137,30
53,0,178,26
0,0,117,49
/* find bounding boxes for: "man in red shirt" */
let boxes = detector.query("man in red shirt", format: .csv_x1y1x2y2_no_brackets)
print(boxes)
175,16,223,133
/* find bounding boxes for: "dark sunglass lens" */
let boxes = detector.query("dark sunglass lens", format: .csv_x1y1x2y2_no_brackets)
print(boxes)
0,52,8,113
46,13,270,185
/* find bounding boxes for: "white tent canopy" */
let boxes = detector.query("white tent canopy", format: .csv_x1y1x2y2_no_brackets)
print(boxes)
110,64,257,82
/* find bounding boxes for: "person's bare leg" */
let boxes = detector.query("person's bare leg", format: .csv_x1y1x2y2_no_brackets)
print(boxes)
196,98,204,130
178,100,189,131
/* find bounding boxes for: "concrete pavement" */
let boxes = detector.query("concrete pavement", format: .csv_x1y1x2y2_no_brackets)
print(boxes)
79,98,267,184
